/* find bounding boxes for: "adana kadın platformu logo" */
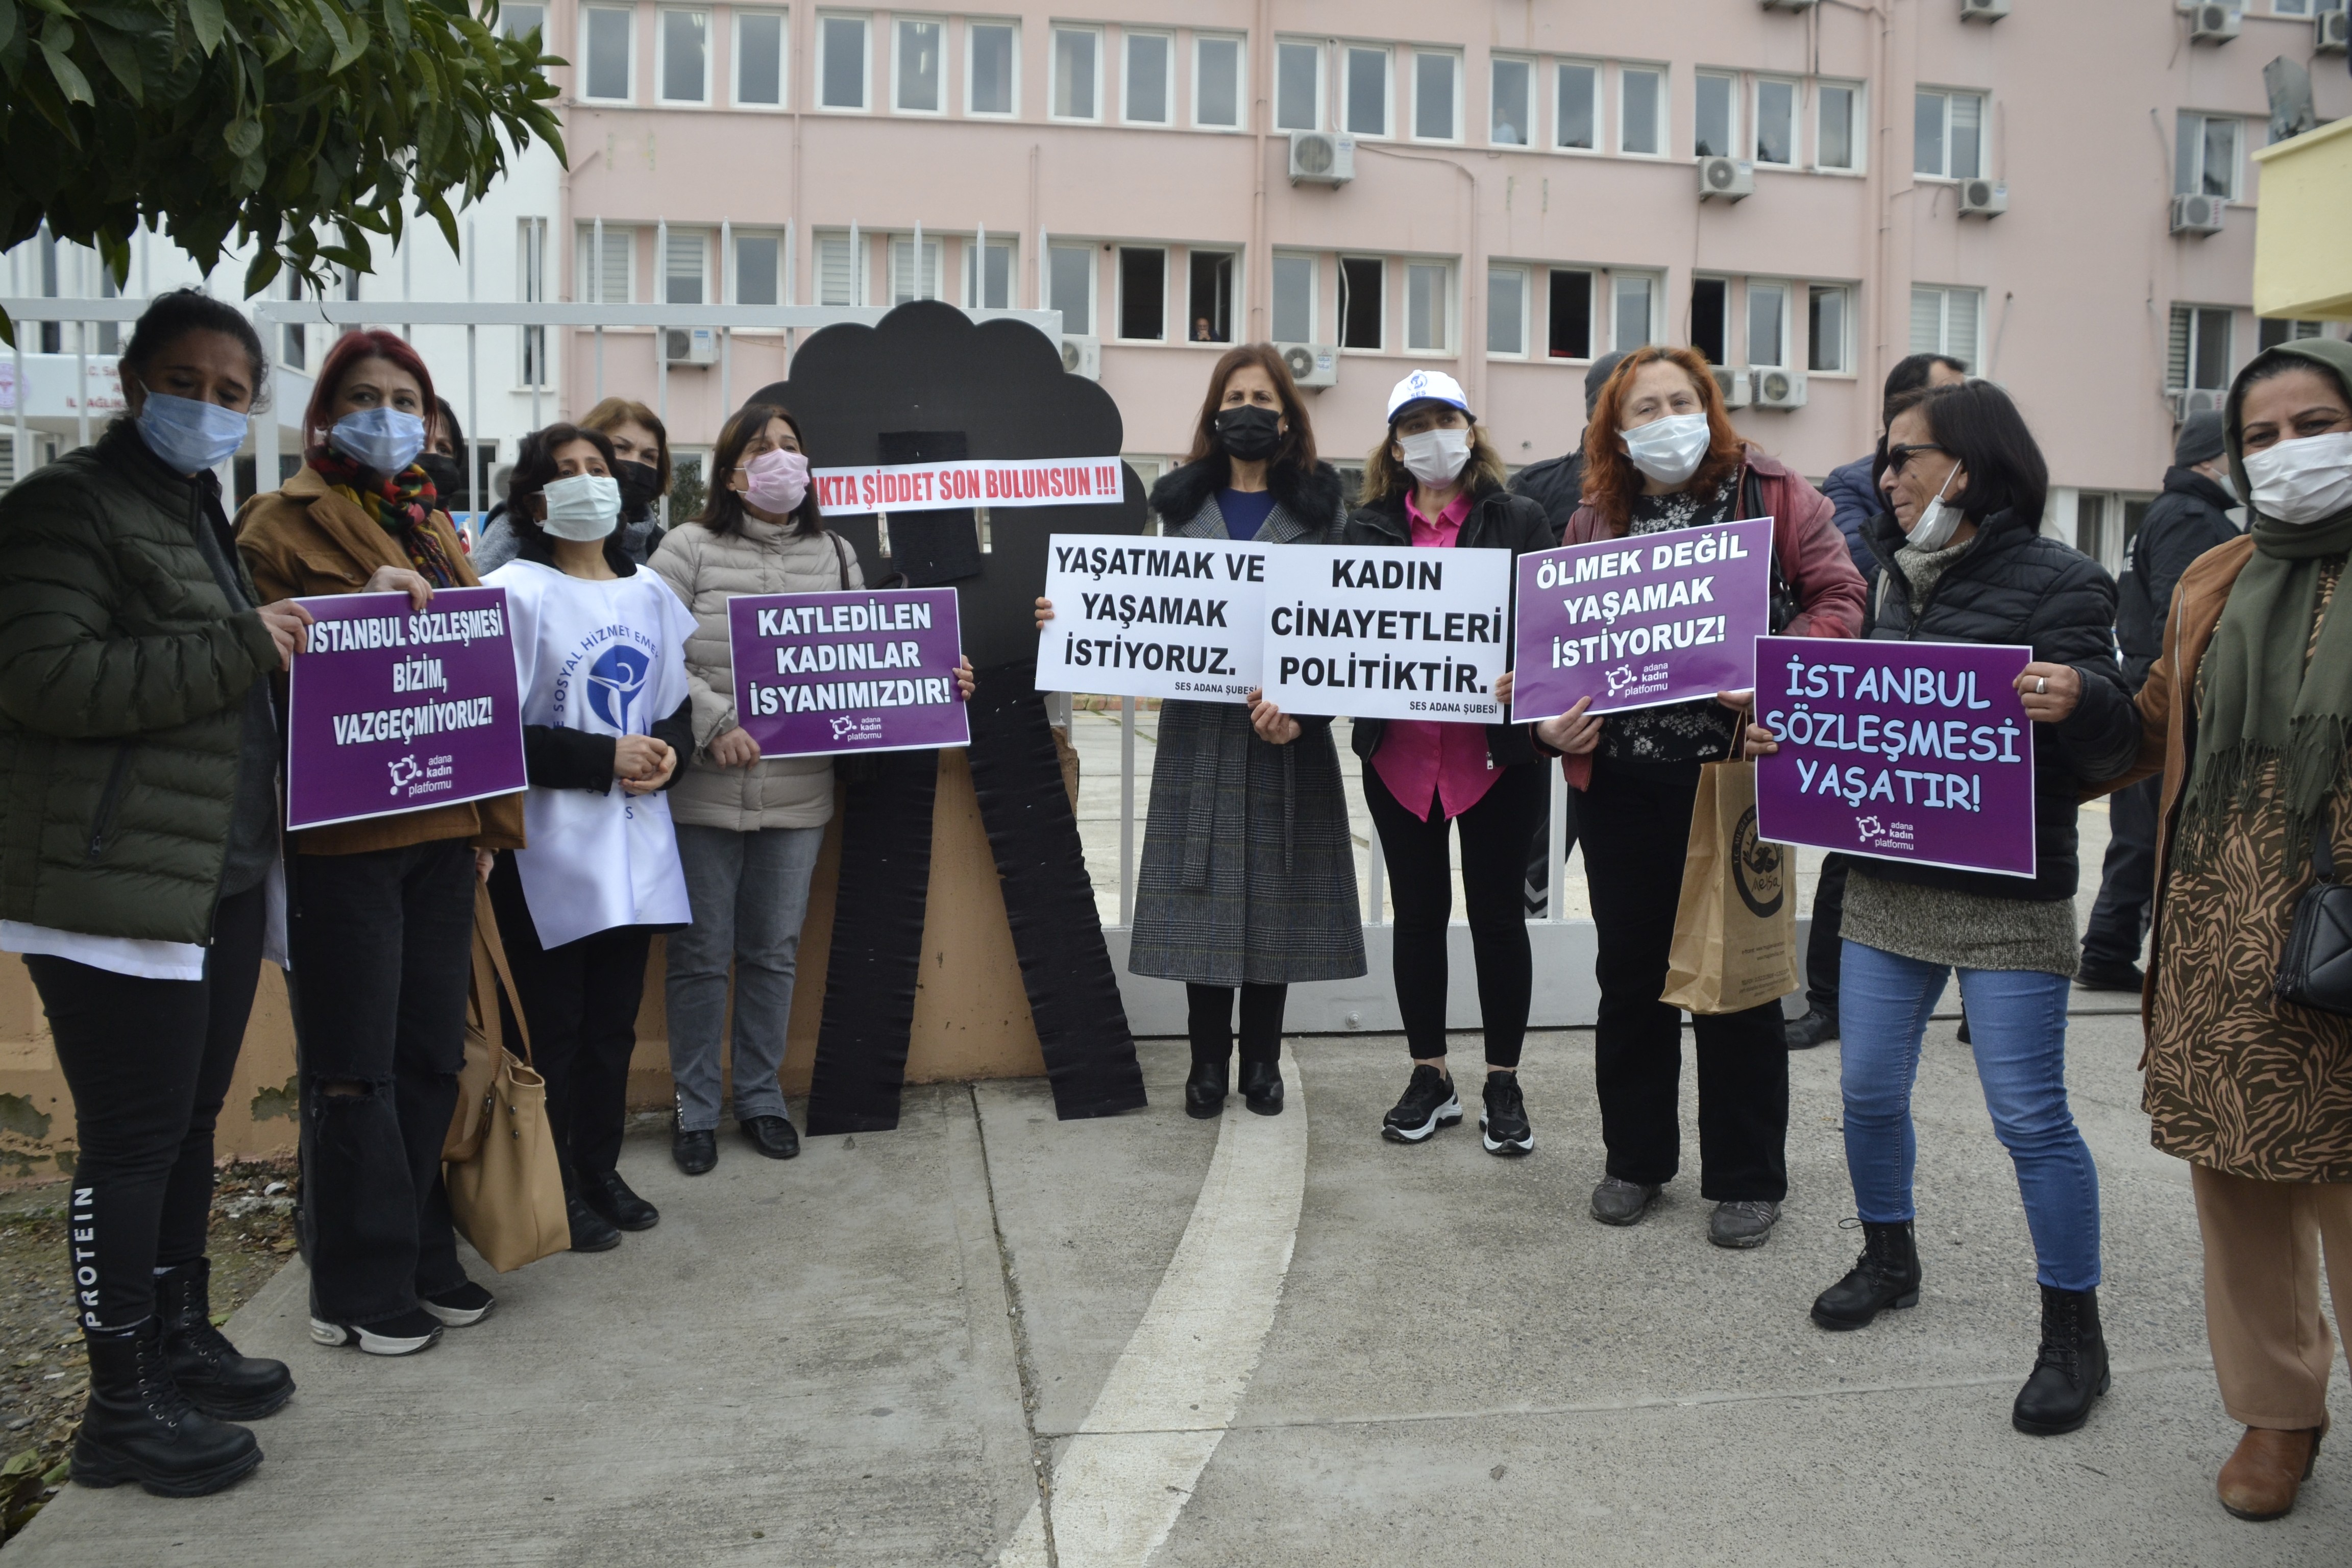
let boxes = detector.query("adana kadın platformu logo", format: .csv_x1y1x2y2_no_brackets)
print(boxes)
387,755,423,795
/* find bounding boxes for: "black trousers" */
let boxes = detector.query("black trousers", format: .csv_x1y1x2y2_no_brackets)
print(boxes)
2082,773,2163,969
1804,854,1850,1014
1364,760,1547,1068
29,886,266,1331
289,839,477,1325
1522,769,1583,916
1186,983,1288,1066
487,855,654,1184
1579,762,1789,1202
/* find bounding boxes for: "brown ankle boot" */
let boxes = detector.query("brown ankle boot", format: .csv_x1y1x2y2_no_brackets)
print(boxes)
2217,1418,2327,1521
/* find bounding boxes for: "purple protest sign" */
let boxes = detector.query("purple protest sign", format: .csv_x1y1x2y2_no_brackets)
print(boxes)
728,587,970,757
1510,518,1773,722
1754,634,2037,878
284,587,527,831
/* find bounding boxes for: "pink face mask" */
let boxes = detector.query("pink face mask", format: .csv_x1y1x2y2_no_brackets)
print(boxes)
742,447,810,513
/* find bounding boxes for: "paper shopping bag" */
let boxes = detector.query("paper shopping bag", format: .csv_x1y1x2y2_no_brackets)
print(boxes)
1661,759,1802,1016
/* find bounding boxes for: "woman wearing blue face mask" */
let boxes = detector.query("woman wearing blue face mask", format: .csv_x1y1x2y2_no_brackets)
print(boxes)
0,290,314,1494
237,331,524,1359
481,425,696,1251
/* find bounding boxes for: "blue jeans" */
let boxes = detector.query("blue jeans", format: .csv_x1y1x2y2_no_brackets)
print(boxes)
1839,941,2101,1291
666,824,825,1131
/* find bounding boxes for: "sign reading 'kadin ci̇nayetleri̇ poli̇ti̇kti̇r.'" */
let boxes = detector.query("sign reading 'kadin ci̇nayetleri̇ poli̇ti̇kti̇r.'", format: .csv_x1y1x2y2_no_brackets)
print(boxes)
1259,543,1512,722
284,587,528,831
727,587,970,757
1753,634,2037,878
1509,517,1774,723
1032,534,1268,702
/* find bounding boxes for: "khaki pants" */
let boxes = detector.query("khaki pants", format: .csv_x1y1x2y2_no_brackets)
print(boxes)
2193,1163,2352,1429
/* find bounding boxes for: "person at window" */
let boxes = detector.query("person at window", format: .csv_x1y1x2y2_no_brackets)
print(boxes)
1537,346,1865,1248
1344,372,1550,1157
237,330,523,1358
1035,346,1360,1117
0,290,308,1495
482,424,697,1252
2077,410,2241,993
1751,380,2135,1438
1193,317,1216,344
579,396,676,566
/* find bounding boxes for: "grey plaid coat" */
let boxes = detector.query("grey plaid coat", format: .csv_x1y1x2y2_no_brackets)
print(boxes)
1126,462,1367,987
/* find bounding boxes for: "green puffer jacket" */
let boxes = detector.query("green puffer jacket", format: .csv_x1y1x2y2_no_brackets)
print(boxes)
0,424,280,944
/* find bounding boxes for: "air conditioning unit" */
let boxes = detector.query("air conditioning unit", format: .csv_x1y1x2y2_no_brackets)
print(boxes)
2170,192,2226,236
1959,0,2010,20
662,327,718,366
1060,334,1101,380
2321,11,2349,53
1288,130,1356,187
1697,156,1754,202
2174,388,2226,421
1276,341,1338,389
2187,3,2240,43
1957,179,2008,218
1712,368,1753,409
1752,369,1807,410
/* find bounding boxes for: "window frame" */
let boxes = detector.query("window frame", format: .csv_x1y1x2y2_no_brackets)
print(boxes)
891,15,946,115
1694,69,1742,160
663,228,712,306
1409,48,1462,144
1120,28,1175,127
1610,271,1661,352
1689,275,1731,367
815,11,872,112
1274,37,1325,132
1341,43,1393,140
1048,242,1097,337
576,223,636,305
1488,54,1535,148
1547,267,1597,360
1911,283,1984,365
1270,251,1318,344
2176,111,2244,203
1554,58,1601,154
497,3,547,42
1114,245,1168,343
1617,63,1668,159
1337,255,1386,353
1745,279,1791,370
2168,303,2235,394
729,229,787,307
517,217,550,389
1403,259,1454,355
887,235,945,304
1192,33,1245,132
1914,86,1987,182
1752,76,1799,168
579,4,636,103
1806,283,1853,375
812,229,858,306
655,7,712,105
1049,24,1104,124
1184,248,1239,345
964,18,1020,117
731,8,789,109
1486,264,1530,358
963,236,1018,310
1815,78,1863,173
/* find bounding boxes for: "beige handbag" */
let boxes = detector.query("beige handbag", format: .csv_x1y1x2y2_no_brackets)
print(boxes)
442,884,572,1271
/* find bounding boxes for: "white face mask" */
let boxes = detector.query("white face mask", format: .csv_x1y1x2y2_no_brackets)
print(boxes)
1619,412,1711,487
2241,430,2352,527
1906,462,1965,551
1397,427,1472,485
540,473,622,541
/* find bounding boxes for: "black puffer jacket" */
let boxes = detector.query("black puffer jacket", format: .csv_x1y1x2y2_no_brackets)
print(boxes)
1506,450,1585,546
1338,482,1551,768
2114,466,2237,692
1857,507,2137,903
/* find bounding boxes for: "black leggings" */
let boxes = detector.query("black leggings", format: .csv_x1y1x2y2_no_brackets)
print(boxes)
1363,760,1548,1067
1186,983,1288,1067
29,886,266,1330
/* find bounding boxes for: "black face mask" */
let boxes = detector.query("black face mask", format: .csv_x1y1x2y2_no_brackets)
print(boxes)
1213,405,1284,463
612,459,663,519
416,453,468,511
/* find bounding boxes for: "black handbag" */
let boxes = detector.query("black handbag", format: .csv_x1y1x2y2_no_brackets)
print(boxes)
2273,812,2352,1016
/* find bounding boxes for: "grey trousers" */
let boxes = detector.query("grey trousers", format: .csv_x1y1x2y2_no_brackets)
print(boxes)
666,823,826,1131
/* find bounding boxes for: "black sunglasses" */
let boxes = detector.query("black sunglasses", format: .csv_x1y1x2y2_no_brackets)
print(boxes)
1882,442,1949,476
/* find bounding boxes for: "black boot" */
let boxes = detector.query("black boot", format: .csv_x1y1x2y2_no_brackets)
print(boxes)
155,1260,294,1420
72,1319,262,1498
1184,1056,1229,1119
2012,1284,2110,1436
1239,1058,1284,1116
1810,1220,1922,1330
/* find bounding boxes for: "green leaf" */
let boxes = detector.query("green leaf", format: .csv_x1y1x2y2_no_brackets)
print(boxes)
224,115,261,157
185,0,225,55
38,39,90,105
0,4,18,56
82,19,141,103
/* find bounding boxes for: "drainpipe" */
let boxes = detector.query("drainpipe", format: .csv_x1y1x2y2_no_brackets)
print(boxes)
1250,0,1270,341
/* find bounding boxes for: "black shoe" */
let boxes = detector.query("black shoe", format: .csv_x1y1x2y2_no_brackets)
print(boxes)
1479,1073,1533,1156
421,1281,496,1327
565,1191,622,1252
1589,1174,1662,1226
673,1126,718,1175
1709,1199,1781,1248
1381,1064,1462,1144
155,1259,293,1421
741,1114,801,1160
1811,1220,1922,1330
2075,959,2144,993
2013,1284,2111,1436
307,1306,443,1356
1240,1059,1284,1116
72,1319,261,1498
1185,1057,1230,1119
1785,1007,1839,1050
583,1169,660,1231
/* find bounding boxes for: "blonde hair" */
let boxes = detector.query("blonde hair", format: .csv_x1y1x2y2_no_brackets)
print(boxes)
1359,415,1508,505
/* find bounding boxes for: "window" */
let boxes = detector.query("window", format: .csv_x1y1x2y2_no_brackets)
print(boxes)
1124,31,1171,124
665,230,708,305
2271,2,2348,14
2175,113,2242,201
2260,318,2329,350
1490,57,1532,146
1187,251,1235,343
1338,256,1384,350
815,232,855,305
1487,266,1528,356
498,4,545,41
1613,273,1657,350
1695,71,1739,158
1911,284,1982,363
890,237,942,302
968,20,1017,115
733,232,783,305
1754,79,1797,167
1048,244,1094,335
2168,305,2233,392
1620,65,1664,156
582,5,633,100
1818,81,1859,170
1548,268,1594,358
1051,27,1100,120
895,18,943,112
735,10,786,106
2076,492,2110,566
1556,61,1598,151
1690,277,1729,365
1748,281,1788,368
278,273,306,372
1405,262,1451,352
1271,253,1316,342
1117,248,1165,340
577,224,634,303
659,10,708,102
1915,88,1984,179
518,218,548,387
1808,285,1850,373
965,238,1015,309
1195,35,1243,129
1411,51,1459,142
1343,45,1390,137
819,13,868,109
1276,39,1322,131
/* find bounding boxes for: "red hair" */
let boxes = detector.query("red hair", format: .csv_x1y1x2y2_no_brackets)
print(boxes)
302,330,437,449
1579,345,1747,528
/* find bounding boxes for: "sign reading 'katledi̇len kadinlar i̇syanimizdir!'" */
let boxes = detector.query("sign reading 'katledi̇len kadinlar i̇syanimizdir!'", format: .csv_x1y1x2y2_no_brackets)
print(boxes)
1032,535,1268,702
1259,545,1512,722
727,587,969,757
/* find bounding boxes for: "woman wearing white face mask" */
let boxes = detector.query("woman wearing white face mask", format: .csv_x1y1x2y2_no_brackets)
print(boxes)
482,425,696,1251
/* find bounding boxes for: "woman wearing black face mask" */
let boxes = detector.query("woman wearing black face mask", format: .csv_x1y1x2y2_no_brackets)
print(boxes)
1035,346,1362,1117
580,397,673,566
419,399,471,526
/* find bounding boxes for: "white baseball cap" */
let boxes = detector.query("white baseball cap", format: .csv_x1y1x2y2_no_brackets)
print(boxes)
1385,369,1473,423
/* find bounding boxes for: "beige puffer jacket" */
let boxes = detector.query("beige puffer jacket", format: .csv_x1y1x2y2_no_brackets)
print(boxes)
649,517,864,831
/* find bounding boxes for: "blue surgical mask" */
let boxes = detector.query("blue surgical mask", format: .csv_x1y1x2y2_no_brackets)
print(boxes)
328,407,429,476
135,390,249,475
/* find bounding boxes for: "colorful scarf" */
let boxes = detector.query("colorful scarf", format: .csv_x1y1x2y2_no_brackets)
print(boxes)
308,447,463,587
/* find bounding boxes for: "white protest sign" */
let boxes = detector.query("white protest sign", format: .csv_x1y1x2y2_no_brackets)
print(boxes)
1262,545,1511,722
1034,535,1266,701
